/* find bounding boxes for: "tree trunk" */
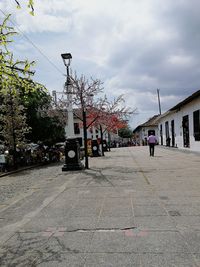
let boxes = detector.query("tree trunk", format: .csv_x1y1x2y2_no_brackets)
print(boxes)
83,109,89,169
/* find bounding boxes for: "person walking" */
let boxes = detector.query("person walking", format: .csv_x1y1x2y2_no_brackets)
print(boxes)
148,132,157,156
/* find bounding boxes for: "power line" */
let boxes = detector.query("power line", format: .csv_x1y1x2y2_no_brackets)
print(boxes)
0,8,64,76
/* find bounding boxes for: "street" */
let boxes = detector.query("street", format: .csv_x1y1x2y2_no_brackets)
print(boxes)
0,146,200,266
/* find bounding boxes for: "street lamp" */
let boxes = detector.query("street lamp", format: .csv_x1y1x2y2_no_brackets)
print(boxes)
61,53,74,137
61,53,72,96
61,52,83,171
61,53,72,67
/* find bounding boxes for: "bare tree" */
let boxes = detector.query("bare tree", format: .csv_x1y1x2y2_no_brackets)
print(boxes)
44,72,136,168
14,0,34,15
90,95,136,154
69,74,104,169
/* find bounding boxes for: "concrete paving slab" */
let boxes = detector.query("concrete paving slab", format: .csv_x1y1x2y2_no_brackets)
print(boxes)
21,215,98,232
1,146,200,266
132,197,161,206
89,230,188,253
60,188,105,199
0,232,65,266
134,215,176,230
139,253,197,267
0,251,86,267
125,190,154,198
84,252,140,267
174,216,200,230
103,197,132,206
54,232,93,253
180,230,200,254
192,254,200,266
165,204,200,216
101,206,133,217
68,206,102,217
133,205,168,216
158,190,200,197
37,253,86,267
161,196,200,205
88,231,132,253
96,216,134,229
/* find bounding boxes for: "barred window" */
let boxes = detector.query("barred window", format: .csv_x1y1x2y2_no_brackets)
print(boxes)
74,123,80,134
193,110,200,141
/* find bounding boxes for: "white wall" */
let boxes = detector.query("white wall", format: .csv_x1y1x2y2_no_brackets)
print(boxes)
158,111,176,146
135,126,159,146
73,117,109,145
158,96,200,152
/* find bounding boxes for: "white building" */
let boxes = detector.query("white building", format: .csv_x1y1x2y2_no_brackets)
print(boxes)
133,115,160,145
69,111,117,148
158,90,200,152
71,113,103,147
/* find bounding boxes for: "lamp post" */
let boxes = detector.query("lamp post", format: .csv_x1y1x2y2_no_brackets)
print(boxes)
61,53,74,138
61,53,83,171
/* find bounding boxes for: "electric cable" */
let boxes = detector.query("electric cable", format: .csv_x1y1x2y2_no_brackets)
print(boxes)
0,8,64,76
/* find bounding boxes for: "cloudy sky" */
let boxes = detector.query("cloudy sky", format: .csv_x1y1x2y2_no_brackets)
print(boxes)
1,0,200,128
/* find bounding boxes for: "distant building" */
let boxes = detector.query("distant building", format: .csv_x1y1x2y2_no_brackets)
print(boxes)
64,109,120,148
133,115,160,145
157,90,200,152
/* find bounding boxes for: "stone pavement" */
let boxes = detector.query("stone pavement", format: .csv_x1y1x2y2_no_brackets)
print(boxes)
0,146,200,266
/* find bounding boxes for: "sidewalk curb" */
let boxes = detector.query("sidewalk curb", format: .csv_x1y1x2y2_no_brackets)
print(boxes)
0,162,62,178
0,164,44,178
159,145,200,155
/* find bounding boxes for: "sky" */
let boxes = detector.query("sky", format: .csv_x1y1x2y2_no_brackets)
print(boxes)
1,0,200,128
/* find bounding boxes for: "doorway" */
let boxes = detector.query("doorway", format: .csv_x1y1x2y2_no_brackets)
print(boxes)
160,124,163,145
171,120,175,147
182,115,190,147
148,130,155,136
165,121,170,146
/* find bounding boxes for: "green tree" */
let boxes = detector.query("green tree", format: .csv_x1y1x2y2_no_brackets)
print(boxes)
21,86,65,146
0,89,30,165
118,127,133,138
0,15,35,165
1,15,65,151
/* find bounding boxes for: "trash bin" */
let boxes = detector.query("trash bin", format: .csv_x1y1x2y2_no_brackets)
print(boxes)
62,138,84,171
102,140,108,152
92,140,101,157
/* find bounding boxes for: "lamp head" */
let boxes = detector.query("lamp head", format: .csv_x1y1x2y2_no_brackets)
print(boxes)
61,53,72,67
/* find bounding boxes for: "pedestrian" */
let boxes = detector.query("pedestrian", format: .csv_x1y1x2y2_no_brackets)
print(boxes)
148,132,157,156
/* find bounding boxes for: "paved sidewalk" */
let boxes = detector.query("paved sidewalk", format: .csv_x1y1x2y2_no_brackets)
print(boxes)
0,146,200,266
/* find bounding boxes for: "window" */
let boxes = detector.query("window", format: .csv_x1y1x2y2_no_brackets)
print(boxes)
165,121,169,138
74,123,80,134
193,110,200,141
160,124,163,135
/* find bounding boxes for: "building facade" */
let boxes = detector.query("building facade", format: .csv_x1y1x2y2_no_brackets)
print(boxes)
133,115,160,146
158,90,200,152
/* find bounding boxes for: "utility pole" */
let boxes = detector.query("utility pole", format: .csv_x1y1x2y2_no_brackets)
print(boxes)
157,89,162,115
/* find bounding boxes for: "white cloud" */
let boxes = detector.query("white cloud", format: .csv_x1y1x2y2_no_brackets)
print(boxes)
168,54,194,66
1,0,200,128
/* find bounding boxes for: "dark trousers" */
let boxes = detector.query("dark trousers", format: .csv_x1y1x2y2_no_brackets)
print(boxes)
149,144,155,156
